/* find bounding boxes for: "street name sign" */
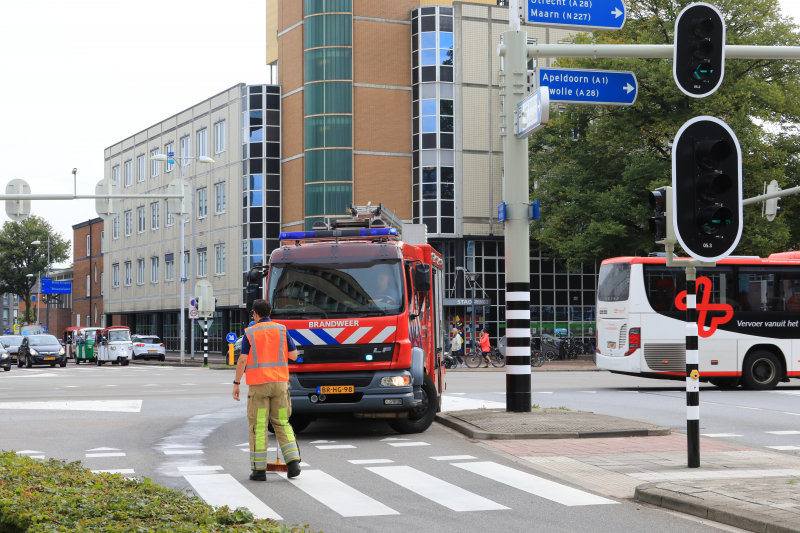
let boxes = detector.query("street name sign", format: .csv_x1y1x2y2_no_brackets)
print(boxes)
443,298,492,306
525,0,626,31
516,87,550,138
539,68,637,106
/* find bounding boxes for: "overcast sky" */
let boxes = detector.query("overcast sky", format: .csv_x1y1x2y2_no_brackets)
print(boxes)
0,0,798,268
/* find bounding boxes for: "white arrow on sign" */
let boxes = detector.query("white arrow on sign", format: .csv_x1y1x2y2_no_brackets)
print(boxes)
611,7,623,17
623,83,635,94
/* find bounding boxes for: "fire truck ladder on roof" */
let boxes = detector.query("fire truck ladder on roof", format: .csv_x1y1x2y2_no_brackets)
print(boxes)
346,203,404,236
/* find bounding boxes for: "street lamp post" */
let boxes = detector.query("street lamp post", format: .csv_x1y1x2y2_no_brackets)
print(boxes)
32,239,50,331
26,272,40,325
150,153,214,365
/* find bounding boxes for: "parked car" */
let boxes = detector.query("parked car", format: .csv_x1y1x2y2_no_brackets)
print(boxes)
18,335,66,368
131,335,166,361
0,336,23,367
0,345,11,371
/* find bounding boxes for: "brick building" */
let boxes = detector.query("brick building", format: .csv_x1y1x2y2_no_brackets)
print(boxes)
72,218,104,329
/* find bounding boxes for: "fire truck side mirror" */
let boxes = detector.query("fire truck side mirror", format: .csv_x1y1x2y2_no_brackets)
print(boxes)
414,264,431,293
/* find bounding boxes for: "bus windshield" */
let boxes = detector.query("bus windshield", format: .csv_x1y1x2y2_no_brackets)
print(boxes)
268,261,405,317
598,263,631,302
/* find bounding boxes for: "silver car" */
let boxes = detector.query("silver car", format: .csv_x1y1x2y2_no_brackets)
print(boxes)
131,335,166,361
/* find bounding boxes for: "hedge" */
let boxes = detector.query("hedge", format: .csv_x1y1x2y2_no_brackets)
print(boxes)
0,452,316,533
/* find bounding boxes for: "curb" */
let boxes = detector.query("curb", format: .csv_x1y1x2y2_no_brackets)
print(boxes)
435,413,672,440
635,484,800,533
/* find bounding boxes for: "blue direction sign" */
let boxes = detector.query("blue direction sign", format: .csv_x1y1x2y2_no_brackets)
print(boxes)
226,332,237,344
41,280,71,294
525,0,625,31
539,68,637,106
498,203,506,222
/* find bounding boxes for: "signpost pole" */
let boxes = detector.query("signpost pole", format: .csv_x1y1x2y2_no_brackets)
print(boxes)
499,2,532,412
685,266,700,467
203,319,208,367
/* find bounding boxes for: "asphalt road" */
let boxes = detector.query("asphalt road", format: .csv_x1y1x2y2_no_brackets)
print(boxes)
2,364,791,532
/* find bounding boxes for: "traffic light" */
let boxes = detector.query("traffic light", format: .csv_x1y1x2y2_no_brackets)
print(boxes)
648,186,675,243
245,266,263,314
764,180,780,222
673,3,726,98
672,116,742,262
195,280,215,318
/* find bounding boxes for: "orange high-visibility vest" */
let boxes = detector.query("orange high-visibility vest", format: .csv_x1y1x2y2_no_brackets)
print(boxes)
244,321,289,385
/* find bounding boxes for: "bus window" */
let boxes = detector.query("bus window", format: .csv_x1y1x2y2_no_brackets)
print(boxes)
739,267,800,312
597,263,630,302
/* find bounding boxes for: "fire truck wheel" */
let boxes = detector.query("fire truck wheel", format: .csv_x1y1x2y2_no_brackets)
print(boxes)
388,374,437,434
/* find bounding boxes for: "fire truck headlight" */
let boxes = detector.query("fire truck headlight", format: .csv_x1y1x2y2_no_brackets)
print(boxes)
381,376,411,387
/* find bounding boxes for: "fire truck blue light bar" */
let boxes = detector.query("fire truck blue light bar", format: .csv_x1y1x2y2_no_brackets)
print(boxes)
279,228,398,240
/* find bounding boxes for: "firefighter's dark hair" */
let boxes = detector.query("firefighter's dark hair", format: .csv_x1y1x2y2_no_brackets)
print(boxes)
252,299,272,318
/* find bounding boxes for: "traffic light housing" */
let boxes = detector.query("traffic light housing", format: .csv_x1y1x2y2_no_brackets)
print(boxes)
673,3,726,98
245,266,263,316
764,180,780,222
195,280,215,319
672,116,742,262
648,186,675,244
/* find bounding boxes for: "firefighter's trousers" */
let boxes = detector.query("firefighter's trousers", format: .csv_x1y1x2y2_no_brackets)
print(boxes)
247,382,301,470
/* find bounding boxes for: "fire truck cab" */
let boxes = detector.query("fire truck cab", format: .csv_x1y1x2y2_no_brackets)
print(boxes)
261,208,445,434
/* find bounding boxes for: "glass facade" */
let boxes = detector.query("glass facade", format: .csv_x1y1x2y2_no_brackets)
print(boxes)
304,0,354,229
411,6,455,236
241,84,281,280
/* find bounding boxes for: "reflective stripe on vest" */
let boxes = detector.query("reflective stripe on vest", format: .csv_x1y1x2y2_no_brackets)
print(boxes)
244,322,289,384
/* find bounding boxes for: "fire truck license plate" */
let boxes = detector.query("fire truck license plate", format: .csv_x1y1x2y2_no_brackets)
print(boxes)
318,386,354,394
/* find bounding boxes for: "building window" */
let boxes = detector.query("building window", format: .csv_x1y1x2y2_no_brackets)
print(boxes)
101,272,104,295
183,252,190,280
137,259,145,285
197,129,207,158
101,315,106,328
100,231,104,253
180,136,191,163
151,202,160,230
124,160,132,187
151,149,160,177
124,210,132,236
197,188,208,219
165,259,174,281
215,183,226,214
94,263,98,282
214,121,226,154
86,235,91,257
124,262,132,286
215,244,226,275
165,142,174,172
137,155,146,182
197,250,207,277
151,257,159,283
3,309,7,324
86,275,90,297
137,206,146,233
166,202,174,227
112,217,119,239
112,165,120,184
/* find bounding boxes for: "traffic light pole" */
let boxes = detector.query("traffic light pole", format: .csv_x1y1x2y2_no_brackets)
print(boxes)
685,266,700,468
203,319,208,367
498,3,532,413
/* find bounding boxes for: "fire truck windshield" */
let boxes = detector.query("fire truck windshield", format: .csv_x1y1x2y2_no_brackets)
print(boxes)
268,261,405,317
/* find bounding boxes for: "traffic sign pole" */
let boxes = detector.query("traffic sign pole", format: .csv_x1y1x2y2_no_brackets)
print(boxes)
685,266,700,468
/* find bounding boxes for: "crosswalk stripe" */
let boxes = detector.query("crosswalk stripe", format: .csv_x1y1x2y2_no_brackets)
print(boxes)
315,445,356,449
86,452,126,457
282,469,398,517
178,466,224,472
164,450,203,455
184,474,282,520
348,459,394,464
453,462,618,507
430,455,476,461
388,442,429,447
366,466,508,512
92,469,135,474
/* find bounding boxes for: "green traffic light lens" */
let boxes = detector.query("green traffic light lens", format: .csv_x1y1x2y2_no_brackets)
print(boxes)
691,62,713,80
698,206,734,235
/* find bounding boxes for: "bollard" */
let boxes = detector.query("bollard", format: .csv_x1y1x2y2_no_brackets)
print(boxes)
228,343,234,366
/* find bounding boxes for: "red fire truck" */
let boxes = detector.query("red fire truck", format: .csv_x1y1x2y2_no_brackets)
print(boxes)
250,214,445,434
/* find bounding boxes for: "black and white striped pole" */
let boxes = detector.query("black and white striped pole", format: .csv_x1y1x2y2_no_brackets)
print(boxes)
203,319,209,367
685,266,700,467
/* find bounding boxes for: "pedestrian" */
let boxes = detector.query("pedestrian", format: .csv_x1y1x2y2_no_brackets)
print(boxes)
479,329,492,368
451,326,465,367
232,299,302,481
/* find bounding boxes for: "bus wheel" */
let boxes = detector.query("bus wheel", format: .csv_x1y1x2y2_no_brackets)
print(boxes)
708,378,738,389
742,351,782,391
388,374,437,434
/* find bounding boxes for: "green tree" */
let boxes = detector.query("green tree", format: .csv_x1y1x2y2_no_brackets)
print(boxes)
0,216,70,323
529,0,800,263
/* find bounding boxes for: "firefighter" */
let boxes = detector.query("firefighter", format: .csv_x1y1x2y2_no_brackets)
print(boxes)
232,299,302,481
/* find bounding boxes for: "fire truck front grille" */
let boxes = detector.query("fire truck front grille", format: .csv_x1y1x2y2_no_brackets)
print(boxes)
296,344,394,364
297,372,376,389
643,344,686,372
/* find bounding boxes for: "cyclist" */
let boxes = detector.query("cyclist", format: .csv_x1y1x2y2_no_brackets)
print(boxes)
479,329,492,368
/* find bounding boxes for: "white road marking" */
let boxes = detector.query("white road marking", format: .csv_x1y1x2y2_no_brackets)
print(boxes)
447,392,466,395
178,466,224,472
772,391,800,396
366,465,508,512
578,391,596,393
0,400,142,412
379,438,409,442
17,450,44,455
431,455,476,461
300,462,310,467
92,469,135,474
143,384,159,387
0,372,61,379
766,446,800,451
241,447,275,452
64,385,80,388
278,469,398,517
181,383,198,386
86,447,121,451
388,442,429,447
348,459,394,464
236,442,249,446
767,431,800,435
164,450,204,455
701,434,743,438
738,406,761,410
454,461,618,506
103,385,119,387
28,455,45,460
315,445,356,450
86,452,126,458
184,474,282,520
442,396,505,412
784,412,800,416
310,440,336,444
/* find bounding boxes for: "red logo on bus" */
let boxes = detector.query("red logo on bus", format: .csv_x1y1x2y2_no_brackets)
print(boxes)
675,276,734,338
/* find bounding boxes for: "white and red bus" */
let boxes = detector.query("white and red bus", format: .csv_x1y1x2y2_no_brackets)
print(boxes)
595,252,800,390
